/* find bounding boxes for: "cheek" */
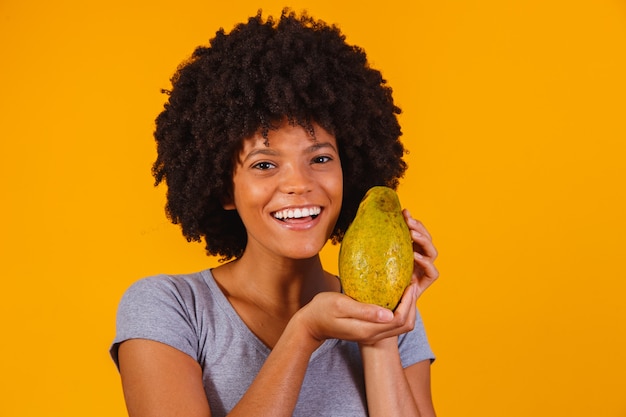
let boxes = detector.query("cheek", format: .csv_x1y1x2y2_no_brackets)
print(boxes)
334,178,344,201
325,170,344,212
331,168,344,198
232,180,273,213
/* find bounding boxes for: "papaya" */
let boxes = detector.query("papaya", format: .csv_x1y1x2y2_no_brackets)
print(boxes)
338,186,413,310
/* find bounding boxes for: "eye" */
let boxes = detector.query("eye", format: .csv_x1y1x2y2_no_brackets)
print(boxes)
312,155,332,164
252,161,275,170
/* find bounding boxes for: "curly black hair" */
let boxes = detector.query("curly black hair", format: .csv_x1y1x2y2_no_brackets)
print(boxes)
153,9,407,261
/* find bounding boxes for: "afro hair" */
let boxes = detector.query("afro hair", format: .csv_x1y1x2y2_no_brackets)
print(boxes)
152,9,408,261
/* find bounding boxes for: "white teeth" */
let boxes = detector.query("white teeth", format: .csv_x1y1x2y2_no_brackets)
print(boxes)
274,207,321,220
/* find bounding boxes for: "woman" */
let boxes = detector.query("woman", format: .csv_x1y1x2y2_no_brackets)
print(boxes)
111,9,439,417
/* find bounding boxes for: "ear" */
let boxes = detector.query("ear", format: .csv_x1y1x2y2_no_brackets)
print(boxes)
221,193,236,210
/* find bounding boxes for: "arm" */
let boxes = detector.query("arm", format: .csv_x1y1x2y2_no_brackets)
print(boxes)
231,291,430,416
118,320,321,417
117,292,417,417
118,339,211,417
361,337,435,417
359,292,436,417
360,213,438,417
227,319,321,416
406,359,436,416
117,214,438,417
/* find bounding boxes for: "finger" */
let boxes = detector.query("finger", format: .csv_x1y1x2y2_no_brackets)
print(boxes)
403,211,437,261
391,283,417,323
403,209,433,240
412,255,439,295
373,285,417,339
411,230,438,260
348,283,415,328
414,245,439,272
413,253,439,278
337,295,394,323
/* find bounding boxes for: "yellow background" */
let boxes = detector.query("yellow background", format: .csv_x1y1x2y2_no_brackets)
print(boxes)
1,0,625,416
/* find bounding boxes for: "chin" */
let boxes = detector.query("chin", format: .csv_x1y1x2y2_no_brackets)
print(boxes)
281,241,327,260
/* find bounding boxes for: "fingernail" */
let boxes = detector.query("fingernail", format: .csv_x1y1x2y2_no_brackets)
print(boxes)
378,309,393,322
414,251,424,260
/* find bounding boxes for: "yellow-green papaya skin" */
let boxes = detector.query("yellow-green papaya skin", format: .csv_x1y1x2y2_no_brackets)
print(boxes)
338,186,413,310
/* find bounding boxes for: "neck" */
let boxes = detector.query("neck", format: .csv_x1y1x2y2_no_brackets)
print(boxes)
214,248,338,314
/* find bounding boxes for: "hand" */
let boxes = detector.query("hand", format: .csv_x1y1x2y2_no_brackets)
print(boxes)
294,283,419,346
403,209,439,299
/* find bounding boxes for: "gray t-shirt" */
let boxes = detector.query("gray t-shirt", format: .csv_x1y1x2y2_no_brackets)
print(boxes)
110,269,434,417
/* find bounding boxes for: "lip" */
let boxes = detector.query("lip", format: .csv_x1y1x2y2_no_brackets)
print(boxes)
271,205,323,230
272,205,322,220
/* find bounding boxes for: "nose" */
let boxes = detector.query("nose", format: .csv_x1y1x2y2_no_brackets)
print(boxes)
280,163,312,195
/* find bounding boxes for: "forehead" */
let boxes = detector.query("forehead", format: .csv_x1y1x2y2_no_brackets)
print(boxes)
237,122,336,156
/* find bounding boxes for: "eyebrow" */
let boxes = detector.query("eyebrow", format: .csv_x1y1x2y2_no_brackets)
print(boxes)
241,142,338,163
307,142,338,153
240,148,279,164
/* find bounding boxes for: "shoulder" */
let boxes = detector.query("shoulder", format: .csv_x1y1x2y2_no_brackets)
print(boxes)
111,269,217,367
119,270,212,307
114,269,219,341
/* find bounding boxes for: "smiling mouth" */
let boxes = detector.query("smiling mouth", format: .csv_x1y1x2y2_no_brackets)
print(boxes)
273,206,321,221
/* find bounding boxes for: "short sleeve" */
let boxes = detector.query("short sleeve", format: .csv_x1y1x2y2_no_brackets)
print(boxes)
109,275,200,370
398,308,435,368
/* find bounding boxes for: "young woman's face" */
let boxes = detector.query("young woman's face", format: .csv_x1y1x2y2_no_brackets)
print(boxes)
226,122,343,260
